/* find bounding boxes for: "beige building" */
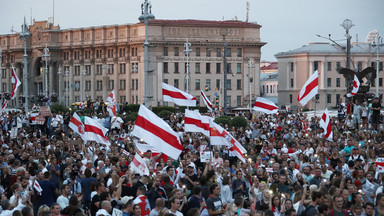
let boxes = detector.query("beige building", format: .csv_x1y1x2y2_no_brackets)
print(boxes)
275,42,384,110
260,61,278,104
0,18,265,109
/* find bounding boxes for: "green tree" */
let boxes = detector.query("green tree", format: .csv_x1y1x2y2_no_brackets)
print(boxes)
214,116,231,126
230,116,248,129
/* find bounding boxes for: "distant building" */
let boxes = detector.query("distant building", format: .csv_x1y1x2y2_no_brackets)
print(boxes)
0,18,266,109
275,42,384,110
260,61,278,104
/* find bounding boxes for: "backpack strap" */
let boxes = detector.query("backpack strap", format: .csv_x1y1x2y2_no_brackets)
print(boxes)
330,209,334,216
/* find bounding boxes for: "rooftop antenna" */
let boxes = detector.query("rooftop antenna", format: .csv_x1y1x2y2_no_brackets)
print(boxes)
53,0,55,25
10,26,14,33
246,1,250,22
30,8,32,26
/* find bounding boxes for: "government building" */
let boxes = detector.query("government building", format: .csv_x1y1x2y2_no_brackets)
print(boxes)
0,18,265,109
276,42,384,111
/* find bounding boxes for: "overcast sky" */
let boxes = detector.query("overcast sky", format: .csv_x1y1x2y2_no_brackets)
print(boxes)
1,0,383,61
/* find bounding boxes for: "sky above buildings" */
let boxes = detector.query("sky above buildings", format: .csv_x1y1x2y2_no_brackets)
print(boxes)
0,0,383,61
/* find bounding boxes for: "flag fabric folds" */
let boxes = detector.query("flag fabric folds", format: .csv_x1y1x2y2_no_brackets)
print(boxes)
162,82,196,107
69,112,85,138
319,108,333,141
11,65,21,100
106,90,117,116
131,154,150,176
1,101,7,114
184,109,211,137
131,105,183,159
347,75,360,97
253,97,278,114
297,70,318,106
200,90,213,111
84,117,110,146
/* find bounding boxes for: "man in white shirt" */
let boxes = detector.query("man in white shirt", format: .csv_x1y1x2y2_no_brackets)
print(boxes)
169,196,183,216
57,184,71,210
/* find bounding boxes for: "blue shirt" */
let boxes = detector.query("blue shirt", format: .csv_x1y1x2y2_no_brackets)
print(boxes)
39,180,57,206
80,177,97,204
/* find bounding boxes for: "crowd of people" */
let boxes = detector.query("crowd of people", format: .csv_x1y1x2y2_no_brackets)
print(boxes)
0,97,382,216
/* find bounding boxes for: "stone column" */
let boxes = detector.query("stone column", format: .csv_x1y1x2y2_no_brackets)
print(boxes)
69,65,74,105
91,63,96,100
49,63,55,95
114,62,119,101
254,58,261,97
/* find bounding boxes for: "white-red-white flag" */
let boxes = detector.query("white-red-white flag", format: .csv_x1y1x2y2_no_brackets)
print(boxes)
200,90,213,111
33,180,43,193
319,108,333,141
11,65,21,100
1,101,7,114
131,153,149,176
32,104,37,110
298,70,318,106
184,109,211,137
122,150,130,156
347,75,360,97
69,112,85,136
162,82,196,107
209,120,229,146
84,117,110,146
253,97,278,114
134,140,169,163
106,90,117,116
131,105,183,159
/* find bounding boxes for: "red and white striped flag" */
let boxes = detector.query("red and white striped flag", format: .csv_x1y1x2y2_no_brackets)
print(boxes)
298,70,318,106
200,90,213,111
347,75,360,97
132,105,183,159
84,117,110,146
134,140,169,163
106,90,117,116
209,120,229,146
11,65,21,100
33,180,43,193
69,112,85,136
1,100,7,114
162,82,196,107
131,153,149,176
184,109,211,137
32,104,37,110
319,108,333,141
122,150,130,156
253,97,278,114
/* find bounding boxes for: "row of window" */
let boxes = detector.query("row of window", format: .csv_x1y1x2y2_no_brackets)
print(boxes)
163,47,242,58
262,85,278,94
290,77,384,88
67,79,127,91
290,61,384,72
163,62,242,74
63,63,137,75
62,47,135,61
163,78,242,91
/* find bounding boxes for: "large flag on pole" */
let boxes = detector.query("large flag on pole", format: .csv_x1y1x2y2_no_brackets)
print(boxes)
297,70,318,106
162,82,196,107
253,97,278,114
69,112,85,140
106,90,117,116
347,75,360,97
184,109,211,136
319,108,333,141
84,117,110,146
131,105,183,159
200,90,213,111
11,65,21,100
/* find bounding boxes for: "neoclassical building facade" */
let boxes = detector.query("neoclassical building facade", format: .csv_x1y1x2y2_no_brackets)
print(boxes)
0,19,265,108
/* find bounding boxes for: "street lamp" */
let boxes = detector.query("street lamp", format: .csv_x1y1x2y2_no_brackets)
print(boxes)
341,19,354,69
372,34,383,97
248,59,254,110
139,0,155,108
184,38,192,94
64,69,70,106
57,67,62,104
42,45,50,99
132,63,138,104
221,29,229,112
19,17,30,112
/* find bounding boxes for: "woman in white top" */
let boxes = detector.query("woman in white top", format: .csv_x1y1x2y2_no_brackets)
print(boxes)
220,176,234,205
361,103,369,130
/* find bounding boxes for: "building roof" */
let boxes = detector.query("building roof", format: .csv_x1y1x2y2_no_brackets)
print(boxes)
275,42,384,57
260,72,278,81
148,19,262,28
260,62,278,70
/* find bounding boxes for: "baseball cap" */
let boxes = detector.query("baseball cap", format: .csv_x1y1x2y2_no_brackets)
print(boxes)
121,196,134,205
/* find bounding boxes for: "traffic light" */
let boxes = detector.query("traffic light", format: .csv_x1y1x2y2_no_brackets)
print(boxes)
216,98,219,104
205,84,209,91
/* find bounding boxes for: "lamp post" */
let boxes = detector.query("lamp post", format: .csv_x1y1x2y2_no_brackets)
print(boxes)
221,29,229,112
139,0,155,108
64,69,70,106
248,59,254,110
184,38,192,94
341,19,354,97
0,46,2,94
57,67,62,104
372,34,383,97
42,45,50,99
81,68,87,101
19,17,30,112
132,64,138,104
